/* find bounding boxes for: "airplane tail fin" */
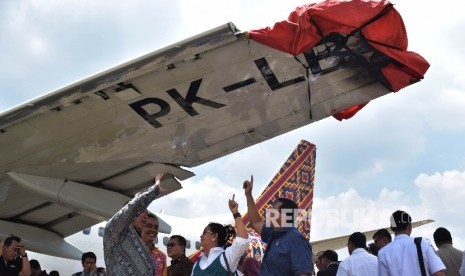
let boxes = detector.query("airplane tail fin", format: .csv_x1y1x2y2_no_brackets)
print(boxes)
242,139,316,240
241,140,316,261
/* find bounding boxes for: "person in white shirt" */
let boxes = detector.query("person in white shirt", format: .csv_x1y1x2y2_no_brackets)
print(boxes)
336,232,377,276
192,195,249,275
378,210,446,276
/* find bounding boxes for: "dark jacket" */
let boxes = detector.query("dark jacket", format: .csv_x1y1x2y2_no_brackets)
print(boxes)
317,262,339,276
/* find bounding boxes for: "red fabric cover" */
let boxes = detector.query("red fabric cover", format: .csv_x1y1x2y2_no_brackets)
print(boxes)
332,102,368,121
248,0,429,120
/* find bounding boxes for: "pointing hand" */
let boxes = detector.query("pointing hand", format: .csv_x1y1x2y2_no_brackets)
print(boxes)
229,194,239,213
243,175,253,195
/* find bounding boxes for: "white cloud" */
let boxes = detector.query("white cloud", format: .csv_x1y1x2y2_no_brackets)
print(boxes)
415,170,465,220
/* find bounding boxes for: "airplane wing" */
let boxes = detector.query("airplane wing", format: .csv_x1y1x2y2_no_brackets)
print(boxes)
0,1,428,260
310,219,434,253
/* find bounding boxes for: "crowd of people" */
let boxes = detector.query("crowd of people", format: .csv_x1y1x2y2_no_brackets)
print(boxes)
0,238,102,276
315,210,465,276
2,174,465,275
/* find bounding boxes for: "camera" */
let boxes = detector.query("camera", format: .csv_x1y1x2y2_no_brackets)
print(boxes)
7,256,23,274
367,242,378,256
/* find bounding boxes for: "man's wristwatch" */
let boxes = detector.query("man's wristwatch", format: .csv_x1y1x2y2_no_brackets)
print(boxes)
233,212,242,219
21,253,28,258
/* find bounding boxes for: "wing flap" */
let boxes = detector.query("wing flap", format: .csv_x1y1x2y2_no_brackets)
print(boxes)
6,167,190,222
19,204,72,224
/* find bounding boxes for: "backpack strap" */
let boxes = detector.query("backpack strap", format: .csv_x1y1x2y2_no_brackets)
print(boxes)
222,251,235,276
414,237,427,276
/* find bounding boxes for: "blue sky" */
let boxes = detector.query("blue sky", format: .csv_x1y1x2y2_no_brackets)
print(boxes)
1,0,465,261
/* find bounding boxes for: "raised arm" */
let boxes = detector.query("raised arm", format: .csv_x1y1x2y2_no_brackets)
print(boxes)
224,194,249,272
229,194,247,239
243,175,264,235
104,173,163,244
17,243,31,276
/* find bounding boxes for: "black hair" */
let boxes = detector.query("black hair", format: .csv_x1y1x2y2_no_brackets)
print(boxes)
135,207,148,217
207,223,236,249
29,259,41,270
49,271,60,276
373,228,392,242
433,227,453,244
170,235,187,254
348,232,366,248
147,212,158,221
170,235,187,247
81,252,97,264
322,249,338,262
3,235,21,247
390,210,412,232
315,250,325,261
277,197,299,225
146,212,160,234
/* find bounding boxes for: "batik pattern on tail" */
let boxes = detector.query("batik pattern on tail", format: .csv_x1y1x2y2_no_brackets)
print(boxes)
242,140,316,261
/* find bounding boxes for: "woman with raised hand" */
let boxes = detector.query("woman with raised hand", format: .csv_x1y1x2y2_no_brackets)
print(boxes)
192,195,249,275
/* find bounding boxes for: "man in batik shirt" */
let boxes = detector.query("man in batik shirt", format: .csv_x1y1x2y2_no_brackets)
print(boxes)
103,173,164,275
